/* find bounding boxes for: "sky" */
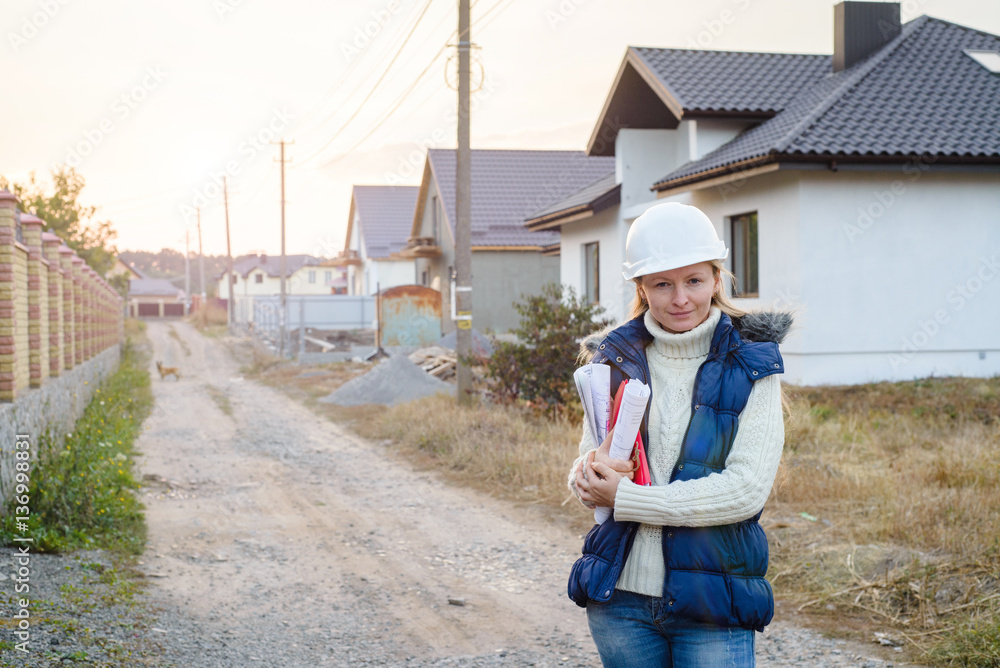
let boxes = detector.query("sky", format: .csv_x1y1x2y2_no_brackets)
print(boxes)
3,0,1000,258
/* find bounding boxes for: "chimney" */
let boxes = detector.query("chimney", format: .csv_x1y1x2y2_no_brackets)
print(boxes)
833,2,901,72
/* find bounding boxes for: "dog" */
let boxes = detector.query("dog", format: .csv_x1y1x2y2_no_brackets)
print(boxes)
156,361,181,381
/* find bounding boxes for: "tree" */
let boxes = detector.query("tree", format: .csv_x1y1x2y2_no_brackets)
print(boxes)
0,166,117,275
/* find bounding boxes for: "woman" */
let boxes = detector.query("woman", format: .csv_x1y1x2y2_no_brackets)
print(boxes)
567,202,790,667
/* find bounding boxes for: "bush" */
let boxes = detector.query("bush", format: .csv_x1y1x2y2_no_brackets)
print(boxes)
483,283,611,413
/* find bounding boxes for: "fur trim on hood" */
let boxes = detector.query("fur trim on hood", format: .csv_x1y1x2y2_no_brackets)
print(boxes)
578,310,793,363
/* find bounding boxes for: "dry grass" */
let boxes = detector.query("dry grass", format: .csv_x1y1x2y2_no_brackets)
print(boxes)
188,304,228,331
767,378,1000,665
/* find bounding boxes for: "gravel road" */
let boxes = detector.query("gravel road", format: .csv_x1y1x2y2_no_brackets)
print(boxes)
2,321,919,667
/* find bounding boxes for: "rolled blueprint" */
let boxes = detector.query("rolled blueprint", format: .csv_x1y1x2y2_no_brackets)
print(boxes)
594,379,650,524
590,364,611,443
573,366,599,446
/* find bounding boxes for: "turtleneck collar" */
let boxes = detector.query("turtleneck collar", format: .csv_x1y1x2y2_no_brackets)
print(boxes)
643,306,721,360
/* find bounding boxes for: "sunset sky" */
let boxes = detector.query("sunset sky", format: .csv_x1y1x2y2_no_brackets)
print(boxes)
4,0,999,257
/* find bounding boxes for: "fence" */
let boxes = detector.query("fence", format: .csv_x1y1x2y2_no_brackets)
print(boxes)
0,190,124,503
234,294,377,334
0,190,124,402
232,287,443,356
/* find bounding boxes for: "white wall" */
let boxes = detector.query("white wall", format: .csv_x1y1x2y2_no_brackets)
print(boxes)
687,168,1000,385
691,119,754,160
365,259,417,295
794,170,1000,384
347,208,364,295
560,206,632,323
616,128,688,211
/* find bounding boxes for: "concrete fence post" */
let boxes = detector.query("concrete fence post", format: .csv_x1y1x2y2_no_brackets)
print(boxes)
0,190,19,402
42,232,64,377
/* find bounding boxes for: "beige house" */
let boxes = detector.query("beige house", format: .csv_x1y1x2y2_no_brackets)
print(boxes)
216,254,344,299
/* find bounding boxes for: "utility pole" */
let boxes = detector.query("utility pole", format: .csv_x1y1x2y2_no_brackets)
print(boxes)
273,139,293,358
184,230,191,315
196,206,207,310
455,0,473,404
223,176,234,330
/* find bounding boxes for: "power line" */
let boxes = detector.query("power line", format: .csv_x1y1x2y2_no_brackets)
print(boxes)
316,51,450,170
303,0,513,170
295,0,438,166
475,0,515,34
293,1,451,139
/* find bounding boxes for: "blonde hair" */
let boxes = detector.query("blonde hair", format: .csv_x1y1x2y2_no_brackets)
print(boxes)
626,260,747,321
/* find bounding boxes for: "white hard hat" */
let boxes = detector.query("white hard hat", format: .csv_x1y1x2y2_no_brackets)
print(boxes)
622,202,728,280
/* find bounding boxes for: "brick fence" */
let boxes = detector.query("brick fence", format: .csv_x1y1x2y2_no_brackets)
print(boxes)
0,189,123,403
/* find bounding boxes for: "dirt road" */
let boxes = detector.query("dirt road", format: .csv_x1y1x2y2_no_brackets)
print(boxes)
137,321,599,667
136,321,908,668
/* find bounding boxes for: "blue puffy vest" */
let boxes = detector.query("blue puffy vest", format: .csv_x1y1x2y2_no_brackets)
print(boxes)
567,311,785,632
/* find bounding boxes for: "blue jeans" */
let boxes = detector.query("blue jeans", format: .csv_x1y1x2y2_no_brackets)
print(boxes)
587,589,756,667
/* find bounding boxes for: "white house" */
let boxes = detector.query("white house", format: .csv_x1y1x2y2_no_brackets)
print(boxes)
530,2,1000,386
336,185,419,295
216,254,342,300
403,148,614,334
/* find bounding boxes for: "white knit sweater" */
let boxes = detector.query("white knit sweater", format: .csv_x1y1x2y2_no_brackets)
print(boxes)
570,307,785,597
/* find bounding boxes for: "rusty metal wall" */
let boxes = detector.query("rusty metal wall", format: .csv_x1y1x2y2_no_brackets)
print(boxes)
378,285,442,347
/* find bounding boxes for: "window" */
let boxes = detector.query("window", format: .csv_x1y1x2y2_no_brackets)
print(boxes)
324,270,332,283
583,242,599,305
307,270,316,284
729,212,759,297
254,273,263,284
421,269,429,286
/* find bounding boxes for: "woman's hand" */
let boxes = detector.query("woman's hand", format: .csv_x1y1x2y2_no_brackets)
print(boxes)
574,428,634,508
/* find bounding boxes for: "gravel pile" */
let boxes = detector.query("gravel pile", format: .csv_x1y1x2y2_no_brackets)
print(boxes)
318,353,454,406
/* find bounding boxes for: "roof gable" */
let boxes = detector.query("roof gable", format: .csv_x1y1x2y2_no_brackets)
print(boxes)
350,185,419,259
655,16,1000,189
588,47,831,155
422,149,616,248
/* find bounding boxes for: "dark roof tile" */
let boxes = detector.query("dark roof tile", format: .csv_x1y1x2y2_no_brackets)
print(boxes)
657,17,1000,187
632,47,831,114
352,185,419,258
427,149,615,247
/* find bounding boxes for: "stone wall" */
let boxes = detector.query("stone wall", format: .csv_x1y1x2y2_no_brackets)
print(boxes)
0,346,120,501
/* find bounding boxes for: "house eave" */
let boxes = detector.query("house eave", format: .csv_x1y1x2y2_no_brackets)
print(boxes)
470,245,547,252
524,183,621,230
653,153,1000,195
525,206,592,231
